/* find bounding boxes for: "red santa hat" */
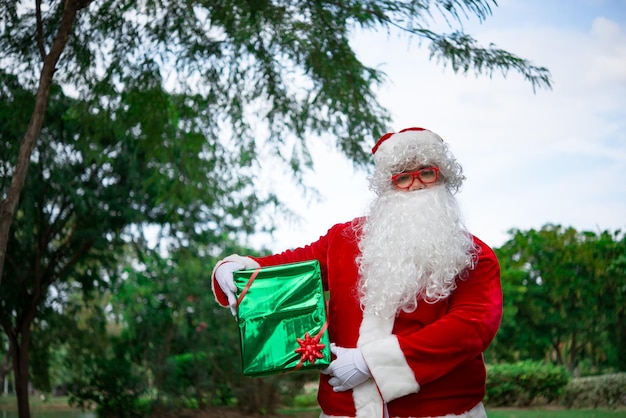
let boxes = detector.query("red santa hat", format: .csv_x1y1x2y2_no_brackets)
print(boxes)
371,127,445,168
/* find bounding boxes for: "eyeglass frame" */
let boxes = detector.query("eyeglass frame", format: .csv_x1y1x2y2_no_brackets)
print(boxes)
391,166,440,189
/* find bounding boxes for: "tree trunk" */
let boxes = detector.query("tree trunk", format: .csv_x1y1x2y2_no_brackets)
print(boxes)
0,0,84,284
0,349,11,395
0,2,88,417
12,327,32,418
569,328,578,376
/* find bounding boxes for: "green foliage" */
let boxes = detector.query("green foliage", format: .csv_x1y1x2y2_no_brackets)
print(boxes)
68,351,149,418
112,247,242,407
562,373,626,409
162,352,211,406
0,0,551,172
29,295,109,395
293,391,318,408
490,225,626,374
486,360,570,407
1,69,264,415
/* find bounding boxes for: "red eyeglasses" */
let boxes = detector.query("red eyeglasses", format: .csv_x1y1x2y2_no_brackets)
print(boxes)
391,167,440,189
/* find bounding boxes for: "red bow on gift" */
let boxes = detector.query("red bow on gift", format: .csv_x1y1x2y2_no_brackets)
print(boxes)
295,332,326,365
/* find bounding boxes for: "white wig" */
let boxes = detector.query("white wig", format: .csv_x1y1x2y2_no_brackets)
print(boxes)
369,127,465,195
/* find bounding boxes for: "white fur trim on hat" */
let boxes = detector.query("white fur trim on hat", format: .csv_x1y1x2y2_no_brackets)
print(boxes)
372,128,444,168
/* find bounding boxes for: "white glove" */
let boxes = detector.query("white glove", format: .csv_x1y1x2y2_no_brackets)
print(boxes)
321,344,371,392
214,261,245,316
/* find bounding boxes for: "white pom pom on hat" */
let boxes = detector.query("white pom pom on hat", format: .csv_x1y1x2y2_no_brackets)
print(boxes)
371,127,444,167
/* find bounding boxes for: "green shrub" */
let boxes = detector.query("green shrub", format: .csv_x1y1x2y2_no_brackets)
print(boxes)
68,354,149,418
562,373,626,409
485,361,570,407
162,352,209,403
293,392,318,408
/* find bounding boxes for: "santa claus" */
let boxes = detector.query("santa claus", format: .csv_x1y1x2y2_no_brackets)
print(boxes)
212,127,502,418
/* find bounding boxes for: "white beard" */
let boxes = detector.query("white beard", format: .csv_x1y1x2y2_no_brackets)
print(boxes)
356,186,477,319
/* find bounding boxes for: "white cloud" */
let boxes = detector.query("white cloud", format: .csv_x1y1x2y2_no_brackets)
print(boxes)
589,17,626,84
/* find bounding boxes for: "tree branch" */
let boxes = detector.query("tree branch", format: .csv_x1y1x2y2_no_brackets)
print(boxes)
0,0,88,285
35,0,46,59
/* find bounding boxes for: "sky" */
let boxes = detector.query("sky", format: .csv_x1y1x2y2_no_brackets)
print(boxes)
250,0,626,252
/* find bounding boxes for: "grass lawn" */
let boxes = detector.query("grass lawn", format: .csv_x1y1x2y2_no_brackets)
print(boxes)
0,395,74,409
2,396,624,418
486,409,626,418
277,406,626,418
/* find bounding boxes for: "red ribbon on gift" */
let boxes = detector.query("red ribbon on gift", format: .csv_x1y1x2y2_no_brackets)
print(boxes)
236,267,260,307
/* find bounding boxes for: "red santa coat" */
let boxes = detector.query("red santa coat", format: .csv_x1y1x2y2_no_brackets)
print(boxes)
212,218,502,418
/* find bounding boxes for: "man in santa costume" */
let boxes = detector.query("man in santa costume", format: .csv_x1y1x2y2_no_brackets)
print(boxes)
212,127,502,418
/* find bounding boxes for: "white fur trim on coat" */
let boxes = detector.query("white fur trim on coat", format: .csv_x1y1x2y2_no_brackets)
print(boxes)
351,308,396,417
360,335,420,402
320,401,487,418
354,380,385,418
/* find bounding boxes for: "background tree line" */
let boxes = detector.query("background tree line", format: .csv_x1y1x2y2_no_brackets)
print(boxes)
0,1,557,417
489,226,626,375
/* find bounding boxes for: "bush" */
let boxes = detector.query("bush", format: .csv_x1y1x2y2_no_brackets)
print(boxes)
562,373,626,409
485,360,570,407
69,354,149,418
293,392,318,408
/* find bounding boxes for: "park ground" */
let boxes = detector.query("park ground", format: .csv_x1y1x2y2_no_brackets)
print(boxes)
1,396,624,418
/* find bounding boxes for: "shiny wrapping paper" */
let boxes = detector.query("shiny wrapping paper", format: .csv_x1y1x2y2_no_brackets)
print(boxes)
233,260,331,376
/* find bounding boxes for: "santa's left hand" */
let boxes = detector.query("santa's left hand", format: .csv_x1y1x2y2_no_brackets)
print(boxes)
321,343,371,392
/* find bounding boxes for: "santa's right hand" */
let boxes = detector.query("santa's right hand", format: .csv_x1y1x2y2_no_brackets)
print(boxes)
215,261,245,316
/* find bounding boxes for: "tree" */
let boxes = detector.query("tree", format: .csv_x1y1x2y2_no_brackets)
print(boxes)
29,289,110,396
0,0,552,283
0,77,263,417
109,246,241,410
492,225,626,374
607,245,626,371
0,0,93,286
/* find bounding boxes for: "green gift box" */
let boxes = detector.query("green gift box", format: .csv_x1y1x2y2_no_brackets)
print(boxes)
233,260,331,376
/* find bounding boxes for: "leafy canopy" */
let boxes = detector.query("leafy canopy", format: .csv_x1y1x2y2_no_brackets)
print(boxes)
491,225,626,373
0,0,551,169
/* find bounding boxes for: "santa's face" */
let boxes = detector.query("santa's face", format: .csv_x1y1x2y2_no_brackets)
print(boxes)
356,182,476,319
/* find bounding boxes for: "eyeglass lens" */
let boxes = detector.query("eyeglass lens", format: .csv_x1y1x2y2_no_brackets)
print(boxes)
393,168,438,188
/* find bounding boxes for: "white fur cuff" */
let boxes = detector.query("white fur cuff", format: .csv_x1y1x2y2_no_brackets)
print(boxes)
222,254,261,269
360,335,419,402
211,255,261,305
